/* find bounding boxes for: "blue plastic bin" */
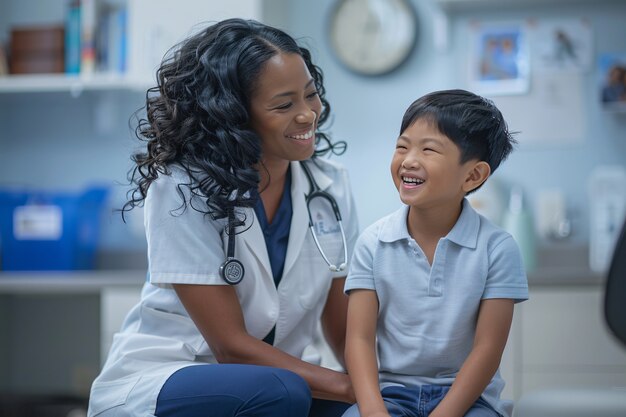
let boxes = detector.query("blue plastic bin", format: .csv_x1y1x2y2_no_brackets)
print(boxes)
0,186,109,271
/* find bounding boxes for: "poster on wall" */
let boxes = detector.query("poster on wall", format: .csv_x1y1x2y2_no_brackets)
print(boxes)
468,21,530,96
533,18,593,73
490,72,586,147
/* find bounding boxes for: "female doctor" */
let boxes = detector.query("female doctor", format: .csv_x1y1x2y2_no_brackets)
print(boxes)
87,18,358,417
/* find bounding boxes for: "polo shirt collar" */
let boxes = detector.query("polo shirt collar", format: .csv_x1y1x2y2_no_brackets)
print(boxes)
446,199,479,249
379,206,411,243
379,198,479,249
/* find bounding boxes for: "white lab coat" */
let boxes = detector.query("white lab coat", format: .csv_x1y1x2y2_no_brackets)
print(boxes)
87,159,359,417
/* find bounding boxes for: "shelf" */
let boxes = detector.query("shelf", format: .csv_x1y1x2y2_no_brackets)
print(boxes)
0,73,152,94
0,1,272,95
436,0,614,12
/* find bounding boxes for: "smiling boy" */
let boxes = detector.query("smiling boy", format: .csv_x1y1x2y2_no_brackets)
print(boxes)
343,89,529,417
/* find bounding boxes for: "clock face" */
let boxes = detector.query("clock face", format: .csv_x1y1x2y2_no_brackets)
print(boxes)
328,0,418,76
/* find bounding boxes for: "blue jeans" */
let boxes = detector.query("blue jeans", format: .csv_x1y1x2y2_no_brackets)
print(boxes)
342,385,501,417
155,364,351,417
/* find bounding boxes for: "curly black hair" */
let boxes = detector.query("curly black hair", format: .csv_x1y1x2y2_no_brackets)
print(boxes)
122,18,343,221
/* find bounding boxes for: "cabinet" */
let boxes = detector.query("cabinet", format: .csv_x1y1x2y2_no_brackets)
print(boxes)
2,272,625,408
518,286,626,393
302,280,626,406
0,0,284,94
499,284,626,403
0,272,144,396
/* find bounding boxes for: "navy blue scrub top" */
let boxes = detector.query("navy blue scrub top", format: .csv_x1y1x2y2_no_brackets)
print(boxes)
253,169,293,344
253,168,293,287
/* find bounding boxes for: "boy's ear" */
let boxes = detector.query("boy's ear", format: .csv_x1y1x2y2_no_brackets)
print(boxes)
463,161,491,193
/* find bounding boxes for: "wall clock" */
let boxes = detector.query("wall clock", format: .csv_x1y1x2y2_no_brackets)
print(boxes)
328,0,418,76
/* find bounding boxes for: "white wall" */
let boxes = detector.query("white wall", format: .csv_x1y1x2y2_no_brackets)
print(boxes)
1,0,626,253
284,0,626,246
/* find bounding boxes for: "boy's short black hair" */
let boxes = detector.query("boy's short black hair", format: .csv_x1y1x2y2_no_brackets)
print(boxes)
400,89,516,174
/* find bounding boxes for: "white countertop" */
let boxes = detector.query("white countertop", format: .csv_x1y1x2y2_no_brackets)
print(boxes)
0,270,145,293
0,244,608,293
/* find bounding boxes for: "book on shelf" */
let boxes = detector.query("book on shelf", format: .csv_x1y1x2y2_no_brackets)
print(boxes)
65,0,81,74
62,0,129,77
0,43,8,76
80,0,96,75
96,6,128,74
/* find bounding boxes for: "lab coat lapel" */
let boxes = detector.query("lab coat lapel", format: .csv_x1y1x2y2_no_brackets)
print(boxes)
282,161,309,279
237,207,273,280
282,161,332,279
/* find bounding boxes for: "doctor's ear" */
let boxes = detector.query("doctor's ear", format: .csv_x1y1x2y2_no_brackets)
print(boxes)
463,161,490,193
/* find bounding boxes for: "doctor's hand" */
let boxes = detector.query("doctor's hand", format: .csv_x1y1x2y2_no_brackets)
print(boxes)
311,371,355,404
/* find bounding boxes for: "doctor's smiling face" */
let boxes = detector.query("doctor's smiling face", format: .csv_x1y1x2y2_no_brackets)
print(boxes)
249,52,321,167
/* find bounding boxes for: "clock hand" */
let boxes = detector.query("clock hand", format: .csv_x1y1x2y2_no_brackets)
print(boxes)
363,11,379,34
360,12,380,60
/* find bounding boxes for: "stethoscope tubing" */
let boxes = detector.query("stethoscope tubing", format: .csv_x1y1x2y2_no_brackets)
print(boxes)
301,161,348,272
308,220,348,272
220,161,348,284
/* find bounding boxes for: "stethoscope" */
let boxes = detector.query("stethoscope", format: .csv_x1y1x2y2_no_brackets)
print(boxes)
219,161,348,285
219,208,246,285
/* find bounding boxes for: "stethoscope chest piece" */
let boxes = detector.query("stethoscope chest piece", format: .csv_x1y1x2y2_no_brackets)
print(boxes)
220,258,245,285
220,207,245,285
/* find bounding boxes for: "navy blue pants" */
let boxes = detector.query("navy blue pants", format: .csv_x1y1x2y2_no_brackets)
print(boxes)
155,364,351,417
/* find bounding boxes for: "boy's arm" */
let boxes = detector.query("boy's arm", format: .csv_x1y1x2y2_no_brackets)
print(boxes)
345,289,390,417
430,298,514,417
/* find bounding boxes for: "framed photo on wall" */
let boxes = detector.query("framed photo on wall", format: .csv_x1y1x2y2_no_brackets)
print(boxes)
468,22,530,96
598,53,626,111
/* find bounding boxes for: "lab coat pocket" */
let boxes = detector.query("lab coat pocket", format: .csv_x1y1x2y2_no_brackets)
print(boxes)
298,277,331,310
297,238,336,310
89,376,140,417
138,305,207,354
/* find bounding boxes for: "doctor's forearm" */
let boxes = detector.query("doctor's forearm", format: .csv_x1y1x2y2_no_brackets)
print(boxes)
175,283,354,402
218,332,354,402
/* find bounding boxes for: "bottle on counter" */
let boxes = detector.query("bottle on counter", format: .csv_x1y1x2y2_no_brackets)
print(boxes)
502,186,537,273
588,166,626,274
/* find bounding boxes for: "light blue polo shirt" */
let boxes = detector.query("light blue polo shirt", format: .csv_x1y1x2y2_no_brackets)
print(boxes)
344,199,528,417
